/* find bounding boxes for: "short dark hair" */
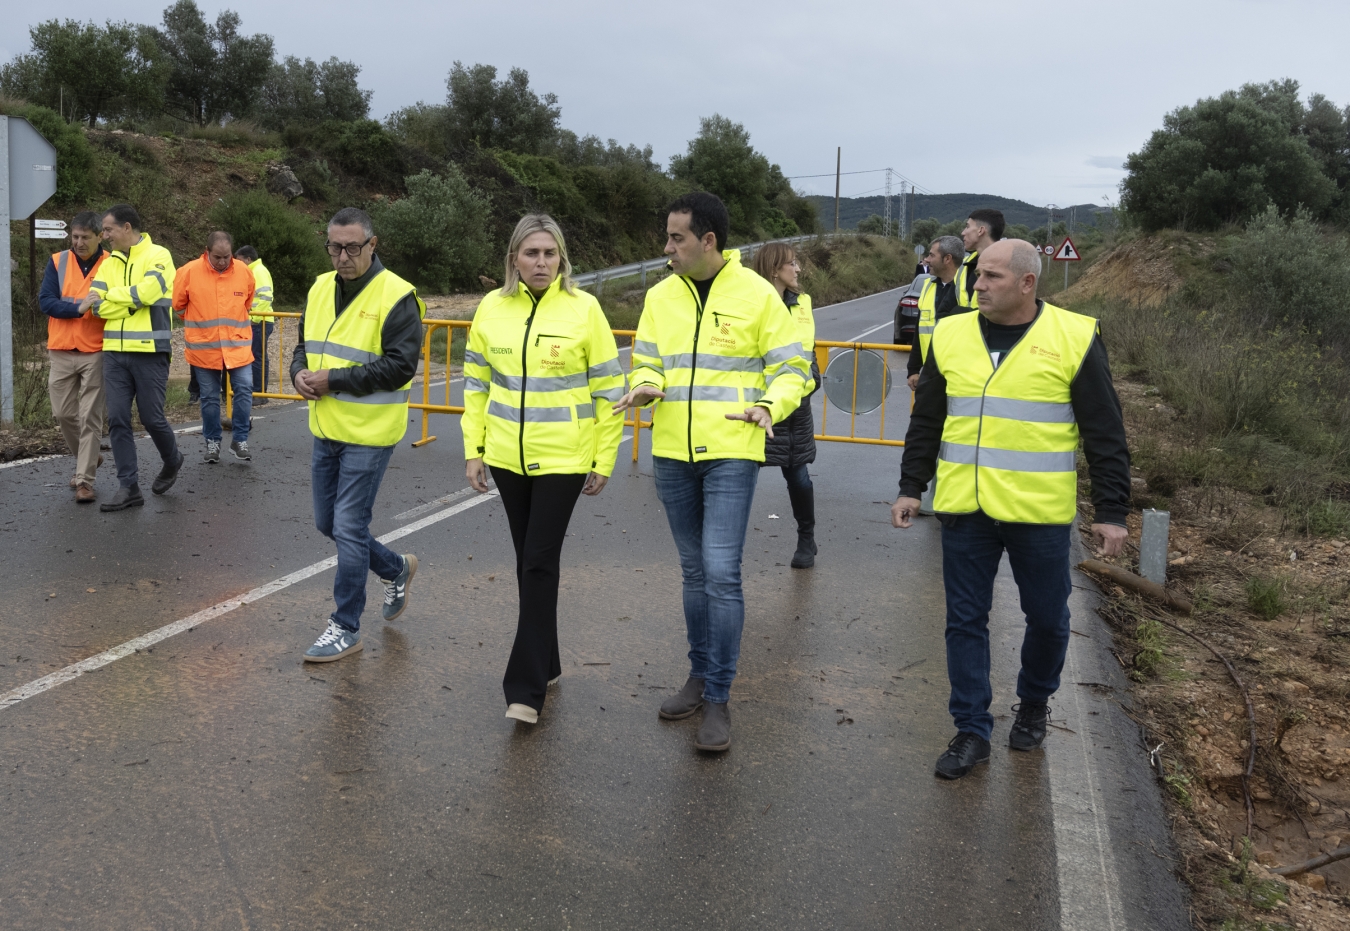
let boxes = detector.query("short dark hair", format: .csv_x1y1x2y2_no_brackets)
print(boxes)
103,203,142,231
967,208,1005,242
207,230,233,251
667,192,729,252
234,244,259,262
329,207,373,237
70,211,101,235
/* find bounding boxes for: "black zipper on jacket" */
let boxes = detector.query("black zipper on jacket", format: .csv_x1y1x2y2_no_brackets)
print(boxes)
678,277,706,462
519,291,541,473
533,333,567,347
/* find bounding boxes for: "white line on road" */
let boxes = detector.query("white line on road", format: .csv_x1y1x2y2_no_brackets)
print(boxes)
842,321,894,343
0,489,500,711
816,285,905,311
0,454,67,471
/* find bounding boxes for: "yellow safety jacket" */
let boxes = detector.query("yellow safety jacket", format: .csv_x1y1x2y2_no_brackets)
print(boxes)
915,277,972,363
931,302,1098,524
954,251,979,310
248,259,274,322
89,234,176,353
304,268,426,447
630,250,809,462
462,278,626,477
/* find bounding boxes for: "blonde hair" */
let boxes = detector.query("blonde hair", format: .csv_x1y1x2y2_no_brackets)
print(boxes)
502,214,576,296
751,241,796,285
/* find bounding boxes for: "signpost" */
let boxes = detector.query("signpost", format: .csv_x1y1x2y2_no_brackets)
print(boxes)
1,116,58,424
1052,235,1081,290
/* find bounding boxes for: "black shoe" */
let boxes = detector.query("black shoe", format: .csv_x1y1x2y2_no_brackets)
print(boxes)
151,450,184,495
935,732,991,780
100,484,144,512
187,393,200,405
658,676,705,720
1009,702,1050,751
253,397,270,407
790,533,817,569
694,701,731,752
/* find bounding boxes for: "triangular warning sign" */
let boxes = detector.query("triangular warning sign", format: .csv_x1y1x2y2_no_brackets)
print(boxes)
1053,237,1081,261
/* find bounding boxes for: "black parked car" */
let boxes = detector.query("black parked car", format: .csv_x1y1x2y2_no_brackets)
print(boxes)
893,274,933,346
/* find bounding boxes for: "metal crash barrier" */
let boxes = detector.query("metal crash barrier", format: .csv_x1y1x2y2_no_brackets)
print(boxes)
233,313,906,457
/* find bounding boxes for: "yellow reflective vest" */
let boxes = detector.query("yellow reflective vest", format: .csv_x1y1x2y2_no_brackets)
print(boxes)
931,302,1098,524
954,250,979,310
304,268,426,447
89,234,176,353
916,277,972,363
248,259,274,322
630,249,809,462
462,278,626,477
787,291,817,391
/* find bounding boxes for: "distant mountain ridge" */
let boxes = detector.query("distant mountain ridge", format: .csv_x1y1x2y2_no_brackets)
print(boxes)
806,193,1110,232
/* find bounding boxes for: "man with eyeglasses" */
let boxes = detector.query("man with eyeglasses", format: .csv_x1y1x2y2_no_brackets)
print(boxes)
173,231,256,463
289,207,426,662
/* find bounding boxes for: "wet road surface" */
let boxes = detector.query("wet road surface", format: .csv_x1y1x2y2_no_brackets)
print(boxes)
0,289,1188,929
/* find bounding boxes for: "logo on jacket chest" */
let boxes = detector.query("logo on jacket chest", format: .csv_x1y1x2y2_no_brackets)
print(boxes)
1027,344,1061,362
358,309,380,321
540,343,565,367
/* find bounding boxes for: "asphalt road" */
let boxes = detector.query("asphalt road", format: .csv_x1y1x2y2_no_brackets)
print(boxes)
0,287,1189,929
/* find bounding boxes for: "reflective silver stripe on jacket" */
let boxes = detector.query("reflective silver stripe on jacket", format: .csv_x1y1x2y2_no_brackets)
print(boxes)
464,376,489,393
145,270,167,292
491,370,588,392
591,386,625,403
575,402,594,419
114,330,173,340
762,342,805,366
939,441,1076,472
310,341,381,364
918,325,935,334
187,339,253,349
129,285,142,308
661,385,742,403
947,395,1075,424
184,318,251,328
487,399,573,422
329,389,412,406
634,340,660,358
743,387,765,403
464,349,488,367
588,358,623,379
688,354,764,374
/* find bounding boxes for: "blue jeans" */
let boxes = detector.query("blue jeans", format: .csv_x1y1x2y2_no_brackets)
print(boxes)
104,352,179,489
312,438,403,632
941,511,1072,741
251,321,274,394
652,456,760,704
195,364,252,443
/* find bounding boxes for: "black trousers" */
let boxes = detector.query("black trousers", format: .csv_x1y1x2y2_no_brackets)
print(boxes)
490,466,587,711
104,351,179,489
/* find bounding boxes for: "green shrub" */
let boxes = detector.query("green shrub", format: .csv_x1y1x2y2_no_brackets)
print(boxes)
370,167,492,293
1246,575,1288,619
209,190,328,303
0,101,95,204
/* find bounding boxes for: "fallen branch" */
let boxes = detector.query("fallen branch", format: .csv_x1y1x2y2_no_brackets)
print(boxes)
1270,844,1350,876
1077,560,1194,615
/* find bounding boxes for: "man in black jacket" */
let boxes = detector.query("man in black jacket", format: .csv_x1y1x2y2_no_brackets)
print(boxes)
891,239,1130,780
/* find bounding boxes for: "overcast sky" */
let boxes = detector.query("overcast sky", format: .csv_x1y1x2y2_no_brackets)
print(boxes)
7,0,1350,207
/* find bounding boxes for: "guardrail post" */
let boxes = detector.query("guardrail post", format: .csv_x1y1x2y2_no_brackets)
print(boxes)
640,263,646,289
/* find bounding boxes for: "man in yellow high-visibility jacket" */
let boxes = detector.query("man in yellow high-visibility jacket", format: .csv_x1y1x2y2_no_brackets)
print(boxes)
891,239,1131,780
614,192,809,753
235,244,275,405
290,208,425,662
954,208,1005,311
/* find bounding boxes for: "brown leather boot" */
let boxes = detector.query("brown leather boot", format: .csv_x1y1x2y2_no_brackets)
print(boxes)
75,483,96,503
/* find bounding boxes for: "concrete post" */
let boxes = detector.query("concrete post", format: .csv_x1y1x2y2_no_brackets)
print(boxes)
0,118,12,424
1139,509,1170,585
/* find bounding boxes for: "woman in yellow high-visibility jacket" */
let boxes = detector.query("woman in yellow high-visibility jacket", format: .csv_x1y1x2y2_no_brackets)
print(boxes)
463,214,626,726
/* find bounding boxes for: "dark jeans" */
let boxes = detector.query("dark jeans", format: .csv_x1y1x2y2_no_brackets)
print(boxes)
103,351,179,489
940,511,1072,741
252,321,274,395
652,456,759,704
312,438,403,632
781,463,812,494
491,466,586,711
194,364,252,444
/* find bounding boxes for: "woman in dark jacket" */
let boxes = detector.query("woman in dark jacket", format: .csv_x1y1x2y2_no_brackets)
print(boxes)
752,243,820,568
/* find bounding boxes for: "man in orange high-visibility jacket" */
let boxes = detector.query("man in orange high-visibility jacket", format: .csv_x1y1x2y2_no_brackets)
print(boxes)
172,230,256,464
40,211,107,504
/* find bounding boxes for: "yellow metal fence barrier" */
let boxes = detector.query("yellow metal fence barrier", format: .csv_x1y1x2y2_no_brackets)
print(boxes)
233,314,904,457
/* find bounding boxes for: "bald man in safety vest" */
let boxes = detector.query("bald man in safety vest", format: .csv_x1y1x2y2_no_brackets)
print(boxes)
40,211,107,503
173,231,256,463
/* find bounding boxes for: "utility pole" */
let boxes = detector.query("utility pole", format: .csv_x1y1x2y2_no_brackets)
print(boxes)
899,180,907,241
909,185,916,240
883,168,892,238
833,147,841,233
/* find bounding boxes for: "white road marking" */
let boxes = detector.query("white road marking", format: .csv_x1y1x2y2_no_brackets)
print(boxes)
0,454,67,471
816,285,905,311
842,321,894,343
0,489,500,710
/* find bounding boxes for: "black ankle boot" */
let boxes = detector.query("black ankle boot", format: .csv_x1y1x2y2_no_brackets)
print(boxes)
787,482,816,568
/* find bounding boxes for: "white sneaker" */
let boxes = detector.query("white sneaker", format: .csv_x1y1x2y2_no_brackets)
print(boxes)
548,675,560,687
505,703,539,724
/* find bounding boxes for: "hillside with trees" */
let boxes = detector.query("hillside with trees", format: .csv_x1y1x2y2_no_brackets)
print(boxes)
808,192,1110,235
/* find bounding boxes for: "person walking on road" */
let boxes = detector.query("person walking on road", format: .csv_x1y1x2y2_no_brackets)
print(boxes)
40,211,107,504
751,242,821,569
906,236,966,391
614,192,809,752
954,208,1005,311
81,204,184,512
235,245,275,406
890,239,1131,780
290,208,425,662
463,214,626,725
173,231,256,463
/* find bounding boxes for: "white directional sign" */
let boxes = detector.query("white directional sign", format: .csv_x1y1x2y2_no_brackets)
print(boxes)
35,229,67,239
1053,237,1081,261
35,218,65,229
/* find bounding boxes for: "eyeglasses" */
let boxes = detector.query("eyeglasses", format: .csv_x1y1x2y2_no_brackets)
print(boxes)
781,260,801,269
325,238,372,257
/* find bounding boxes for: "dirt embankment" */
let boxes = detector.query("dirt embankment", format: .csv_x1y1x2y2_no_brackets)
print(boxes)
1079,237,1350,929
